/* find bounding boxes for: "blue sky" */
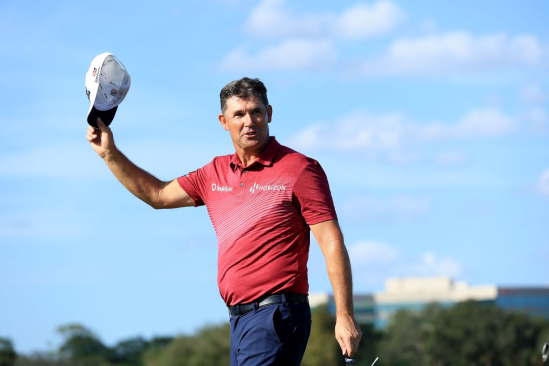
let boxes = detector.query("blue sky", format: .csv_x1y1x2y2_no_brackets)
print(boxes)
1,0,548,354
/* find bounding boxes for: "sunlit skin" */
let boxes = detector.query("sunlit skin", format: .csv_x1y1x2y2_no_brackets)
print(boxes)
218,95,273,168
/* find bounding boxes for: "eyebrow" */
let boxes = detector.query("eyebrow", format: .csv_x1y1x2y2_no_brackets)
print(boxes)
232,108,244,116
232,105,264,116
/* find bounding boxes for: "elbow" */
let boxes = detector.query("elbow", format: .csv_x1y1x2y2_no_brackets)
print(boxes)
150,186,166,209
149,201,165,210
147,197,165,210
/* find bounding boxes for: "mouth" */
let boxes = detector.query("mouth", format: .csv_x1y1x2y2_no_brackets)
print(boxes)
243,131,258,138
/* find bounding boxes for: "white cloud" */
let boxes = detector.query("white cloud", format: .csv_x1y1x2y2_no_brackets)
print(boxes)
349,241,401,265
332,2,406,40
357,32,544,78
348,241,462,286
290,110,406,153
245,0,327,39
417,108,515,140
245,0,405,40
290,108,516,154
519,83,545,104
452,108,515,138
341,195,430,221
219,39,337,72
525,108,548,133
411,252,461,277
536,169,549,196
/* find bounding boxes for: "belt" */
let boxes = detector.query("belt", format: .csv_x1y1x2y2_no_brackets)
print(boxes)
228,293,308,317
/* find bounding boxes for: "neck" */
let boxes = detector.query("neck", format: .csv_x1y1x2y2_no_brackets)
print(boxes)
236,137,270,168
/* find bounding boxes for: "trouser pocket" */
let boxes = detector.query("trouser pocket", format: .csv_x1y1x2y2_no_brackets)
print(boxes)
271,304,293,344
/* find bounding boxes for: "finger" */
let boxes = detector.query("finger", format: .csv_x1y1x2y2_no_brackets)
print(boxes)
96,118,109,132
336,336,346,355
86,129,97,140
355,331,362,349
344,336,356,357
86,127,95,136
338,336,353,357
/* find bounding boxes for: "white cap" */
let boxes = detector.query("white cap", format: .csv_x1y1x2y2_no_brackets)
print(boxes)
85,52,131,127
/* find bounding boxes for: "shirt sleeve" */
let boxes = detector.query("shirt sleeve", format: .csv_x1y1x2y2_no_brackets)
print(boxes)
177,168,207,207
292,158,338,225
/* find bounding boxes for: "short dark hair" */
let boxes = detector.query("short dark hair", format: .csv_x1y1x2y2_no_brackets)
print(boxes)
220,77,269,113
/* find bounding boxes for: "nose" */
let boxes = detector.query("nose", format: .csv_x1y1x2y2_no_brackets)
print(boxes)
243,112,255,127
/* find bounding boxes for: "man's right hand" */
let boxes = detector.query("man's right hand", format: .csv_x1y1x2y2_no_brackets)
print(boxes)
86,118,115,159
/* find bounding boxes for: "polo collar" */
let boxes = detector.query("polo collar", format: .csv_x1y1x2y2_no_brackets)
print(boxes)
230,136,280,170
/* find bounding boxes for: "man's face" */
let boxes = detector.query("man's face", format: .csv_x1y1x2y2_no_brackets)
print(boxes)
219,95,272,156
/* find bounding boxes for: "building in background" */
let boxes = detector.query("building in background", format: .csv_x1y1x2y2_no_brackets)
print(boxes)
309,277,549,328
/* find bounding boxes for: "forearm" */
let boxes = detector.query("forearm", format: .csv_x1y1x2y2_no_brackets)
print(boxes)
325,238,355,318
102,148,165,208
312,219,361,356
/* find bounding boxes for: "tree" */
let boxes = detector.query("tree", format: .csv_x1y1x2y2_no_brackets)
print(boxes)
352,322,382,366
378,301,549,365
301,305,340,366
425,301,546,365
110,337,148,366
14,352,70,366
0,338,17,366
57,324,111,366
142,324,230,366
378,304,443,365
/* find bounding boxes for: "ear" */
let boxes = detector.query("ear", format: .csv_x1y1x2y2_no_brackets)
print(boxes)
267,105,273,123
219,113,229,131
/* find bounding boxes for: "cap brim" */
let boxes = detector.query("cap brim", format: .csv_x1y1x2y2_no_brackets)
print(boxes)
87,106,118,128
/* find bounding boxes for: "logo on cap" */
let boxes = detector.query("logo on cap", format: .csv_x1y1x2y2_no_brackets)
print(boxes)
110,89,118,96
92,68,97,77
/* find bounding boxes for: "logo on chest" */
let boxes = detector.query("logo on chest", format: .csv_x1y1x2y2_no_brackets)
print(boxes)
212,183,233,192
250,182,287,194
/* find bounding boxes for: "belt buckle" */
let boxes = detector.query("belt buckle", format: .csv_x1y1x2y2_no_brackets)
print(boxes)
229,304,240,317
234,304,241,316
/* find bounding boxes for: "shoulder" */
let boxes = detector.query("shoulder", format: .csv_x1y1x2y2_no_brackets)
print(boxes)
276,142,315,163
202,154,233,171
276,143,321,169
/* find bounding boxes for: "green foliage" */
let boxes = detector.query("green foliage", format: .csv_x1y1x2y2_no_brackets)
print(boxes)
143,324,230,366
57,324,111,366
377,303,443,365
301,305,339,365
14,352,71,366
0,338,17,366
379,301,549,366
352,323,382,365
110,337,148,366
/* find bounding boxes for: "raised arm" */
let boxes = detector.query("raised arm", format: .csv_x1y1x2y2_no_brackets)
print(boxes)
86,118,194,209
310,219,362,358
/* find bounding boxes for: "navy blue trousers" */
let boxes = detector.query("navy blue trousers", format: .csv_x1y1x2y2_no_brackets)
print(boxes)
230,302,312,366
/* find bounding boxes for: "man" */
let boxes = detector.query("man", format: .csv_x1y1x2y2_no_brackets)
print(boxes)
86,77,361,365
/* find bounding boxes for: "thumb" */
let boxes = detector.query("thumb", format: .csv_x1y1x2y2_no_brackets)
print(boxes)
96,118,110,132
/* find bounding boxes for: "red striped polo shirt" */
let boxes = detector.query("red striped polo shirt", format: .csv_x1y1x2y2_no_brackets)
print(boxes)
177,137,337,306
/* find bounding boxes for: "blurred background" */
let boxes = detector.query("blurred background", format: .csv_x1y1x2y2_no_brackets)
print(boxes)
1,0,548,364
